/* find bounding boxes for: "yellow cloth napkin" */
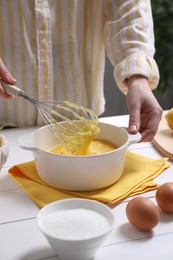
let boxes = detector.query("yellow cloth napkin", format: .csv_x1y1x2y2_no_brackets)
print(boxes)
8,151,169,208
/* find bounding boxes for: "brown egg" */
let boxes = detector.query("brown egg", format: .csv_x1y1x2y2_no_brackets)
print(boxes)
126,197,160,231
156,182,173,213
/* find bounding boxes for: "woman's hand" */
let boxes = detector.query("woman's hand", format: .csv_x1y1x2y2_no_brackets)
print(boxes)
126,75,163,142
0,58,16,99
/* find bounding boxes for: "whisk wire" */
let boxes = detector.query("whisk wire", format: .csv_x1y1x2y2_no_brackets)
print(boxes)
36,104,81,146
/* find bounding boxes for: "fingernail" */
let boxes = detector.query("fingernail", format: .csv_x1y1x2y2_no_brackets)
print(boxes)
130,124,137,132
11,76,16,82
8,75,16,82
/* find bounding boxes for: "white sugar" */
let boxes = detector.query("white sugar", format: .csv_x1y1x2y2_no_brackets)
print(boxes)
41,208,110,240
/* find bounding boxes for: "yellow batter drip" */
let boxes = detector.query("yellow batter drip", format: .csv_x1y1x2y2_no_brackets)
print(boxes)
51,101,100,153
49,139,117,156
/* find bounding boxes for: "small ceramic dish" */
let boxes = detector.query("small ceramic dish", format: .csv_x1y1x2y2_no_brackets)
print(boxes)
37,198,115,260
0,134,9,169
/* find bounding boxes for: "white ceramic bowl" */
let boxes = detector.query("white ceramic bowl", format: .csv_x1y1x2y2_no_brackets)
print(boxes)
18,122,141,191
37,198,115,260
0,134,9,169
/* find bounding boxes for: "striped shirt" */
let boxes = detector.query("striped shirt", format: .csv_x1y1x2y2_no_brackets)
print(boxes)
0,0,159,127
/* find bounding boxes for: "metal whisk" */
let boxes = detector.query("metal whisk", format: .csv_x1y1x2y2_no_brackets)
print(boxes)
0,80,99,147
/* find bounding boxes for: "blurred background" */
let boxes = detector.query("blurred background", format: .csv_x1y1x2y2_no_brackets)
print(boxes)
102,0,173,117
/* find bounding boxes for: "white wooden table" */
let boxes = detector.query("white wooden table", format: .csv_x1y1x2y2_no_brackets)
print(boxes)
0,114,173,260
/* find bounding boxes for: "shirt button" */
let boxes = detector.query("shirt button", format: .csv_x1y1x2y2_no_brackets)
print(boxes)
43,83,48,89
42,38,47,46
32,57,36,64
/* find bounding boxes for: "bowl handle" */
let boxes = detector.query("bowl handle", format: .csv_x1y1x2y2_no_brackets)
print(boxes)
18,133,38,152
122,127,141,145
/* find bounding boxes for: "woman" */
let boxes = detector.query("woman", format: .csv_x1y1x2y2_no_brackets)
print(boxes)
0,0,162,142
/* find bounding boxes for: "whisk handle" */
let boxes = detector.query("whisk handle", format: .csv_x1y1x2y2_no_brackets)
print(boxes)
0,80,24,97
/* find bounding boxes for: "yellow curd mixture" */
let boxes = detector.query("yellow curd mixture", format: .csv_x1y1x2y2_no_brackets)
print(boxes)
49,139,117,156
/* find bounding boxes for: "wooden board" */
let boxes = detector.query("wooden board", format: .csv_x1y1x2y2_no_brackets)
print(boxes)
153,115,173,160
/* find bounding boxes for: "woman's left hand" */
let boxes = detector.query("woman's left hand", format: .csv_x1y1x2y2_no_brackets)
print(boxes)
126,75,163,142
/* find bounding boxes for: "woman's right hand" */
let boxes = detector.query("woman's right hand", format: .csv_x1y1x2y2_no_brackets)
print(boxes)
0,58,16,99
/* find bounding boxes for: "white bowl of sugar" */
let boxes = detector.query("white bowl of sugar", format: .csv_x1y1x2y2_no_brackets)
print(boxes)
37,198,115,260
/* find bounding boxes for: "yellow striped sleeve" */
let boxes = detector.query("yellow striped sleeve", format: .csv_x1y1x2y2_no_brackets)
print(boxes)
103,0,159,94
